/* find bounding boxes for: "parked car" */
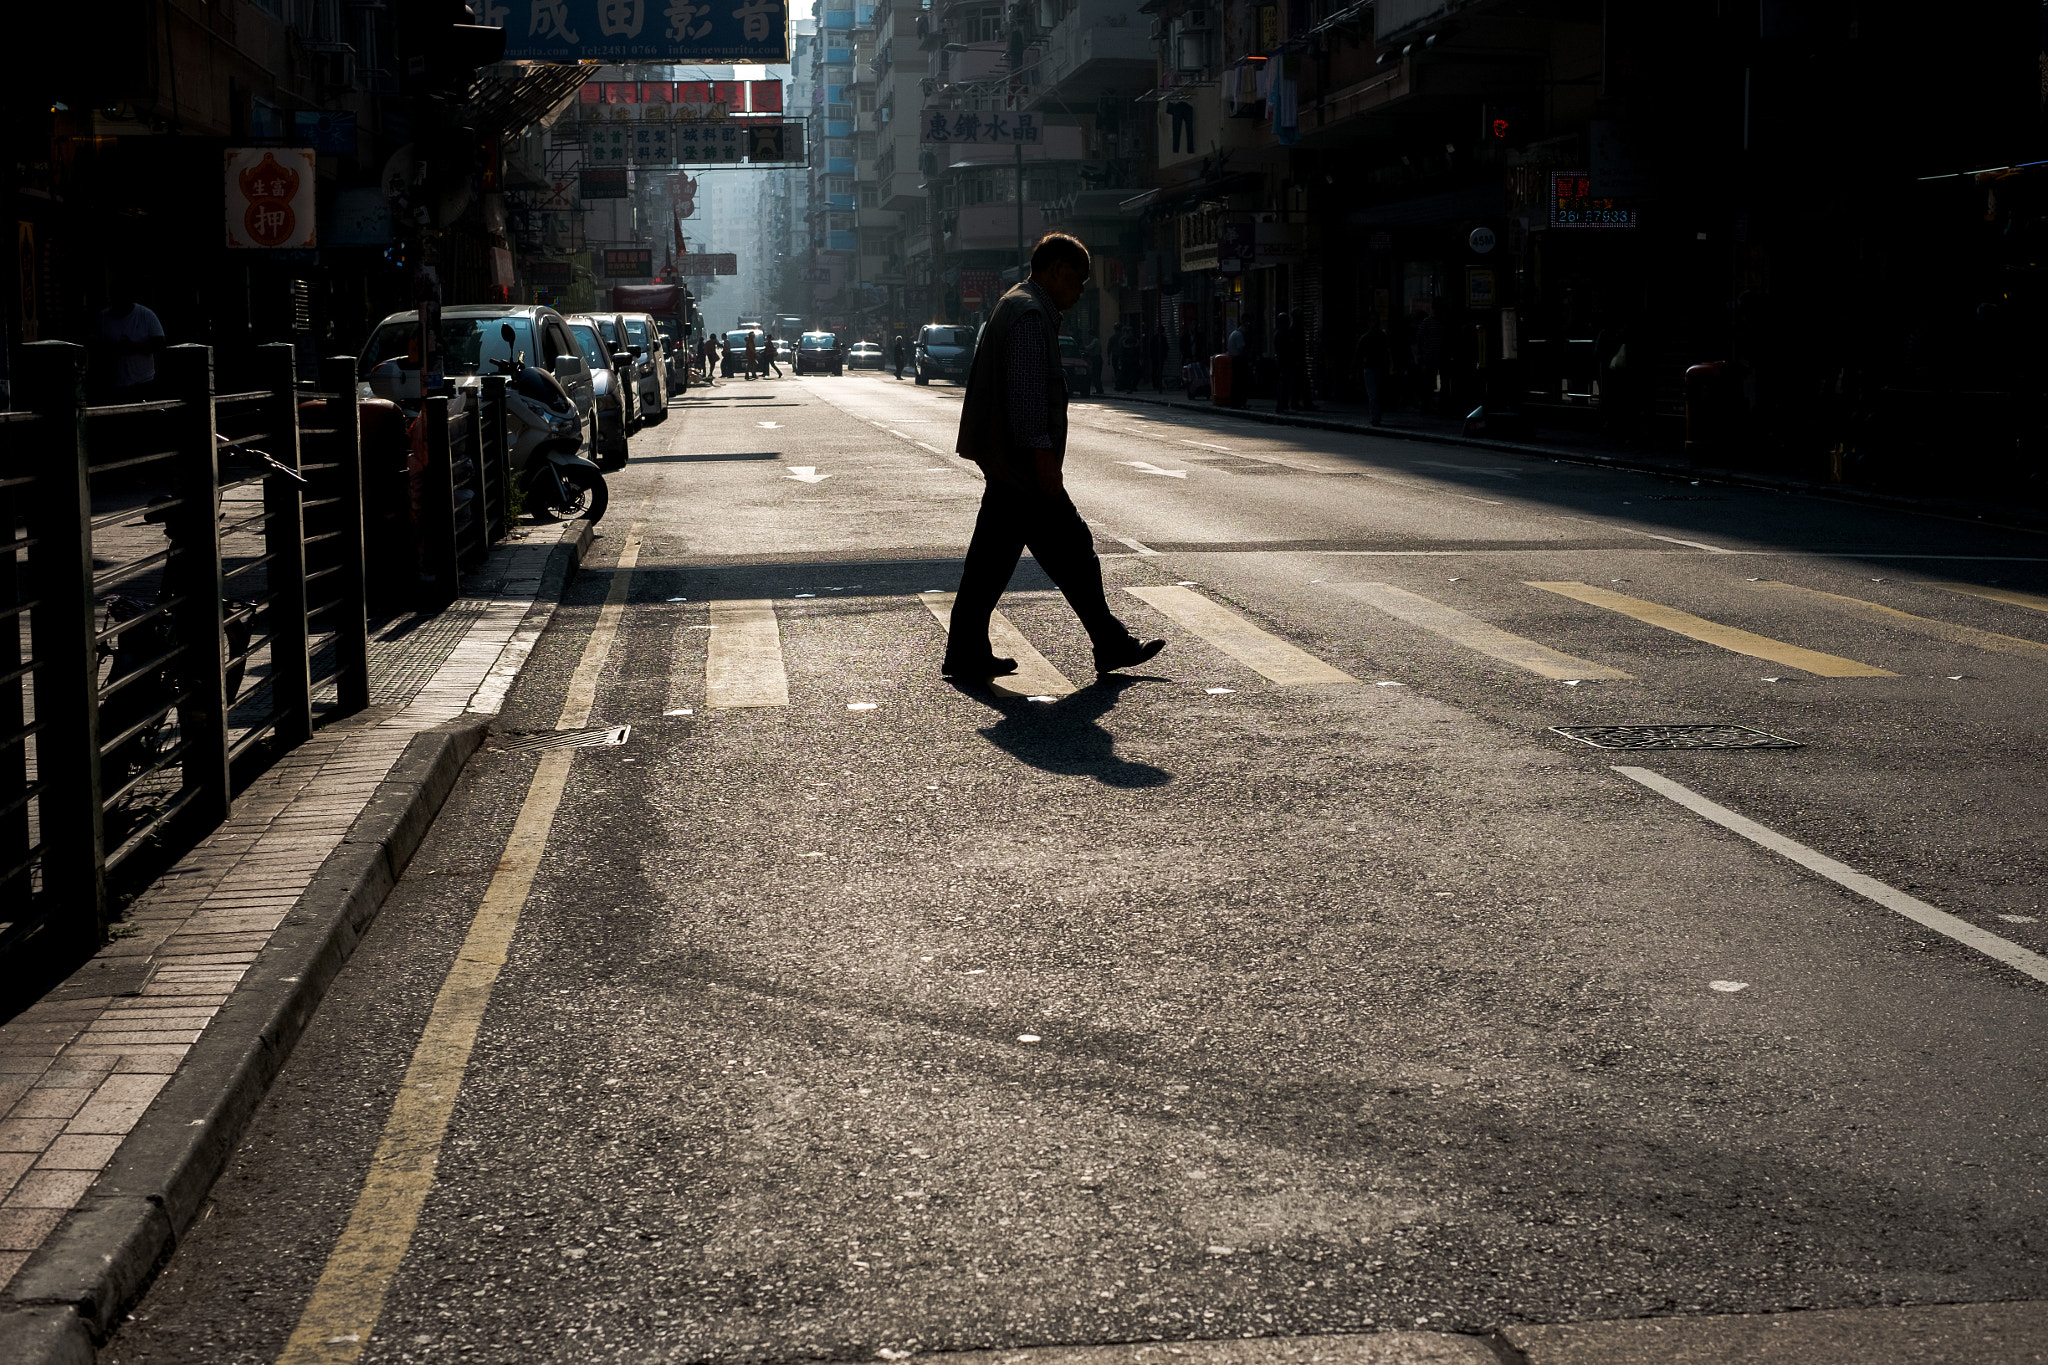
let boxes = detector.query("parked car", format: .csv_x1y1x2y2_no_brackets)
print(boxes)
796,331,843,375
721,328,766,377
915,324,975,385
1058,334,1089,393
619,313,669,420
566,318,630,468
847,341,884,370
582,313,640,427
357,304,595,455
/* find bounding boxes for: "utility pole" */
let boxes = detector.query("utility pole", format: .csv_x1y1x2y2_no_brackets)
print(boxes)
1016,138,1025,281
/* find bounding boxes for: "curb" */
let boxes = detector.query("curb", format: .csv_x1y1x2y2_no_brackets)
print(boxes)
541,516,597,601
1099,393,2048,539
0,720,489,1362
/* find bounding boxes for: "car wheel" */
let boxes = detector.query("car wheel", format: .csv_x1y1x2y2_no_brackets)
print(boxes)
915,370,928,385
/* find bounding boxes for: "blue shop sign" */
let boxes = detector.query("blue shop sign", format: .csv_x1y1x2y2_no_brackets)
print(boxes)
482,0,788,63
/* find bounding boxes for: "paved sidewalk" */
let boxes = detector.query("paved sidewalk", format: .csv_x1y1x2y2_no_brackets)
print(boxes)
0,518,591,1298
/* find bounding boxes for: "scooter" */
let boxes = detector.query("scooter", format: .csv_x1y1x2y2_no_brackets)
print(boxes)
489,323,609,524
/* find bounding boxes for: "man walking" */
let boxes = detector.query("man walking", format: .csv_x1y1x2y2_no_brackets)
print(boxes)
1356,312,1390,426
892,333,908,379
1083,330,1103,396
946,232,1165,681
763,333,783,378
89,283,166,401
744,331,759,379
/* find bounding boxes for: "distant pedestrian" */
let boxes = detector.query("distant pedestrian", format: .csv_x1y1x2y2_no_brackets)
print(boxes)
1355,313,1390,426
1274,312,1299,412
764,334,783,378
946,232,1164,682
1224,320,1248,407
892,334,908,379
1083,331,1103,395
1416,303,1449,413
90,282,166,401
744,332,759,379
1148,326,1167,392
1116,325,1140,392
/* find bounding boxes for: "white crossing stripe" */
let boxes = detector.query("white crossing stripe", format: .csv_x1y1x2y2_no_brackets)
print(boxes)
1746,581,2048,656
706,599,790,707
1919,581,2048,616
1336,582,1632,680
1615,766,2048,988
1528,581,1896,677
1125,585,1356,686
921,593,1076,698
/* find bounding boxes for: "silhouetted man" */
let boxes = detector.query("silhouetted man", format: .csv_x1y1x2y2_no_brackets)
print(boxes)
947,232,1165,681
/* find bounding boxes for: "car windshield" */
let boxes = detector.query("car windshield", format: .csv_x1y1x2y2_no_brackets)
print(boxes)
1059,336,1080,358
923,328,972,348
623,318,651,348
800,333,835,349
360,317,536,378
726,331,760,346
567,323,609,370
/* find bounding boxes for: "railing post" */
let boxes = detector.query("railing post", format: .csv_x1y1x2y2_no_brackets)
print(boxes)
481,374,509,545
163,344,232,826
319,356,370,715
419,394,460,609
20,341,106,948
259,342,311,748
0,463,29,910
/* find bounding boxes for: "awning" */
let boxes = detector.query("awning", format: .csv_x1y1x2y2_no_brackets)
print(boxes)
466,63,593,139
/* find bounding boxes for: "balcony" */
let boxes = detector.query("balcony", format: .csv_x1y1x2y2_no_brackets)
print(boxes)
1030,0,1153,105
950,202,1046,252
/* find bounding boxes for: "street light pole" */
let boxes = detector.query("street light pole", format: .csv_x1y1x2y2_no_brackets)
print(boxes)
1016,138,1025,281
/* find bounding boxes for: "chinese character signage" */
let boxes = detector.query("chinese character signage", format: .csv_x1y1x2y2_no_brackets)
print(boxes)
918,108,1043,144
1549,170,1637,229
675,253,738,276
482,0,788,63
603,248,654,277
531,260,575,284
581,166,631,198
225,148,317,249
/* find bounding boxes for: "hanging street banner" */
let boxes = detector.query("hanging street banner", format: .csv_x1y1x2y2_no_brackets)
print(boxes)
918,109,1043,144
602,248,654,277
580,166,631,198
584,120,805,166
482,0,789,63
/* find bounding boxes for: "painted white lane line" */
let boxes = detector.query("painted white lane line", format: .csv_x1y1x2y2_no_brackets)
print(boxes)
1746,581,2048,656
1336,582,1632,680
1115,536,1160,556
1634,531,1738,554
1614,766,2048,987
706,599,790,707
785,466,831,483
1120,461,1189,479
1125,586,1356,686
1919,581,2048,614
1181,440,1235,453
559,523,644,728
921,593,1077,698
916,441,946,455
1529,581,1896,677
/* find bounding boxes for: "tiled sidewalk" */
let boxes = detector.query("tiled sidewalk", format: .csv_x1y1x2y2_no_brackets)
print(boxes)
0,519,588,1290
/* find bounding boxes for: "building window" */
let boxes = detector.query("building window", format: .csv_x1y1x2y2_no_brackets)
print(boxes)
859,90,876,111
859,186,878,207
858,133,877,158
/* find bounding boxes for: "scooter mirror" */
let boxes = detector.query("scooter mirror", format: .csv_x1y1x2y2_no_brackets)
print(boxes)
501,322,517,345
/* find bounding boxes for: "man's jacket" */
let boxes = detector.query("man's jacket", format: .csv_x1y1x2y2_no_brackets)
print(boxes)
955,281,1067,487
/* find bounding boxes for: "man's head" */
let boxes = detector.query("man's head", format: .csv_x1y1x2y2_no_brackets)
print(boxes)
1029,232,1091,311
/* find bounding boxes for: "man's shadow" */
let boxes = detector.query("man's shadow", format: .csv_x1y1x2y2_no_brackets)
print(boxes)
958,675,1173,788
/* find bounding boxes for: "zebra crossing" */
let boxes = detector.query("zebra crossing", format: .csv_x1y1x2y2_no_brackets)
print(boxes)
662,573,2047,710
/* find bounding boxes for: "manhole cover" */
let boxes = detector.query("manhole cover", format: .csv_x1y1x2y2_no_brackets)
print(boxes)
1550,724,1801,751
497,725,632,754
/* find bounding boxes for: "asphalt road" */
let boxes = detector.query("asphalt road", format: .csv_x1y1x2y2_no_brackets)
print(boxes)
101,370,2048,1364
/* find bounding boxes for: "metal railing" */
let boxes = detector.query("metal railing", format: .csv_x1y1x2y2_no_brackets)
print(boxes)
0,341,385,965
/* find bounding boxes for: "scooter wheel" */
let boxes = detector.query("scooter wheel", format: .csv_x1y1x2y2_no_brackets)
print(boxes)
537,466,609,523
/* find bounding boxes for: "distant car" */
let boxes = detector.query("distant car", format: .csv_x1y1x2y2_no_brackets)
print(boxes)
1058,334,1088,393
619,313,669,420
915,324,974,385
565,318,629,467
796,331,843,376
722,328,766,377
847,341,884,370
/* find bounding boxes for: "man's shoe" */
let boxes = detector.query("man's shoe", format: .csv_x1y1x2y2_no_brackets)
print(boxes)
942,653,1019,680
1094,637,1166,674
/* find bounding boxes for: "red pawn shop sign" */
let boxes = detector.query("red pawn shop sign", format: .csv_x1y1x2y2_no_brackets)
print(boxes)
226,148,318,249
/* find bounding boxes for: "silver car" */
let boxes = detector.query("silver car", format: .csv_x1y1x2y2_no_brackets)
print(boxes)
566,318,630,469
619,313,670,420
357,304,596,453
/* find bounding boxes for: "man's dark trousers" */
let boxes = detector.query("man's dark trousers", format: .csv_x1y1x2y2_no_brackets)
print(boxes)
949,476,1127,659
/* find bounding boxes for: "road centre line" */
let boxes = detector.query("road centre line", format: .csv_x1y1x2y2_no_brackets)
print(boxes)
1182,440,1235,453
1528,581,1896,677
1745,580,2048,655
1115,536,1160,556
277,526,645,1365
1919,581,2048,613
706,600,791,707
920,593,1076,698
1125,585,1356,686
917,441,946,455
1336,582,1632,680
1614,766,2048,987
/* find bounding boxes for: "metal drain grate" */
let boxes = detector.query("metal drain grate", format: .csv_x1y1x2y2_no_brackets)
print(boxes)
1550,724,1801,751
497,725,632,754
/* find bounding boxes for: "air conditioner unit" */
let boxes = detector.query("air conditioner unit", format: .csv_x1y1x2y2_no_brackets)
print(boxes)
1181,10,1214,31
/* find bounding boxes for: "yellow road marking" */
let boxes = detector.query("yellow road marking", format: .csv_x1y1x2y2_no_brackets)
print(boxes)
1124,585,1356,686
1338,582,1632,679
1918,581,2048,616
1746,581,2048,656
705,599,790,707
921,593,1077,697
277,526,644,1365
1526,581,1895,677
